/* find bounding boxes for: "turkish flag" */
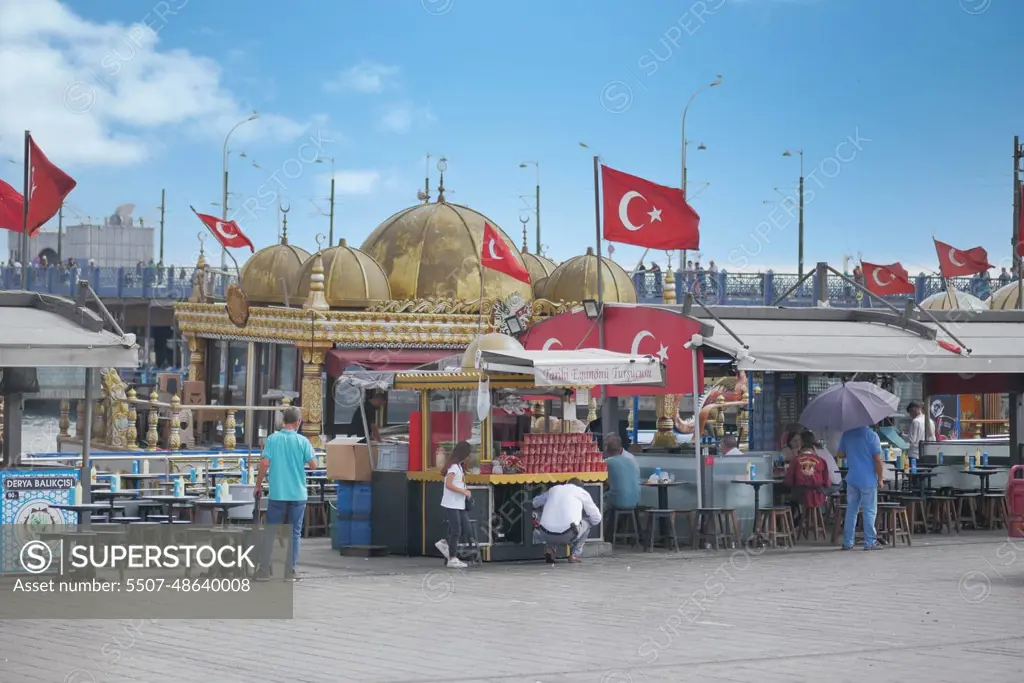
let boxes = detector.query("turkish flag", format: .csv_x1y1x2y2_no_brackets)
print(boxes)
480,222,531,284
191,206,255,252
934,239,992,278
520,304,703,397
0,179,23,233
861,261,914,296
26,136,77,236
601,165,699,250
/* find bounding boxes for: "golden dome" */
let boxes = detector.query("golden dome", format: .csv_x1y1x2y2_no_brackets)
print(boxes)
521,246,556,298
238,233,310,305
540,247,637,304
989,281,1023,310
920,289,987,311
461,332,525,368
360,201,533,302
293,238,391,308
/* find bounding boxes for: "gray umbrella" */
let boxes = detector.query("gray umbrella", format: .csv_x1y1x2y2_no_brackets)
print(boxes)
798,381,899,434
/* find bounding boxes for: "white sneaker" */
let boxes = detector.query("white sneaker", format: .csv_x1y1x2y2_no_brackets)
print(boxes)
435,539,449,558
446,557,468,569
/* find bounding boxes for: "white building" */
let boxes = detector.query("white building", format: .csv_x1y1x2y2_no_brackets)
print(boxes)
7,204,154,267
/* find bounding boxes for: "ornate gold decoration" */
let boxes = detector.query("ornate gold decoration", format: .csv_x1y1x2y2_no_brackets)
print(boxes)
102,368,131,448
360,200,534,303
294,237,391,308
540,246,637,304
189,239,209,304
237,221,310,304
302,239,331,312
59,399,70,438
626,403,634,433
714,395,726,440
223,409,237,450
299,348,326,448
587,398,598,424
126,388,138,449
662,252,676,305
169,394,182,450
146,391,159,450
226,284,250,327
737,382,750,451
652,394,678,448
186,334,205,382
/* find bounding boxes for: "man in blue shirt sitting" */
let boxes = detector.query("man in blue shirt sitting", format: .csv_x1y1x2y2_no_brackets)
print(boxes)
603,434,640,539
837,423,885,550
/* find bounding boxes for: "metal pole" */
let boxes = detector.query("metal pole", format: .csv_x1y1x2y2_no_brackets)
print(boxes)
145,301,152,366
56,204,63,264
159,188,166,263
535,181,541,255
1014,135,1022,309
328,176,336,246
594,155,614,431
81,368,94,505
221,166,229,269
20,130,30,289
798,151,805,280
692,347,703,508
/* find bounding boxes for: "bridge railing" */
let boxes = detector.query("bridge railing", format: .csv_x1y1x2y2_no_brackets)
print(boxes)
0,266,234,300
632,270,1002,307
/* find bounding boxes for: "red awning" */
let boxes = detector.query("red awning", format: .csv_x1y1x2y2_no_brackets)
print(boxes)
326,348,456,377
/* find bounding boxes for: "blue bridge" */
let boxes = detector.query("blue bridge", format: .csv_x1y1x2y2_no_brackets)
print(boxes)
631,270,1002,307
0,266,233,301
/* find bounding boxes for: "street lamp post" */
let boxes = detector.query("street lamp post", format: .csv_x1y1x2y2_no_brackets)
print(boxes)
681,76,722,266
783,149,805,279
519,161,540,253
316,157,336,245
221,113,259,268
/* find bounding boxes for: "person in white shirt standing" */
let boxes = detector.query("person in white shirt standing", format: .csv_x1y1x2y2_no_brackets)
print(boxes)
906,401,930,462
435,441,473,569
532,478,602,564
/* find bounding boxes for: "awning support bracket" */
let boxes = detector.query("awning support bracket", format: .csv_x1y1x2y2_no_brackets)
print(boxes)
684,293,749,350
76,280,126,339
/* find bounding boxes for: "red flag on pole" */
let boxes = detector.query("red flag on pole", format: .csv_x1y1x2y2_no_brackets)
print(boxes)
861,261,915,296
25,136,77,236
191,206,255,252
934,238,992,277
601,165,699,250
0,179,23,233
480,222,531,284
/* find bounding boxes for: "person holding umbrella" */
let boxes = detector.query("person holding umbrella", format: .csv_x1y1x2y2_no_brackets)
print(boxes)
799,381,898,551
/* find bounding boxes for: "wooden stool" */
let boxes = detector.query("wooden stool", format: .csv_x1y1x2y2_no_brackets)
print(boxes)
892,507,912,547
645,510,681,552
303,501,329,538
798,505,827,541
758,507,796,548
694,508,738,550
612,508,641,548
876,503,906,546
830,503,864,546
954,493,979,529
898,496,928,534
981,494,1009,530
927,496,959,534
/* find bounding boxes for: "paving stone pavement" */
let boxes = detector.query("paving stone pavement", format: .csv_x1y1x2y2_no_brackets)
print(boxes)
2,534,1023,683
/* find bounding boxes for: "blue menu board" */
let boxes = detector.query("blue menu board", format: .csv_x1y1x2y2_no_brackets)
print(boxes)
0,468,79,573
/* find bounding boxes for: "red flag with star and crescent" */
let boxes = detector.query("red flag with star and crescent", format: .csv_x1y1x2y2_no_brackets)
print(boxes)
934,238,992,278
861,261,915,296
191,206,255,252
601,165,699,250
520,304,703,397
0,136,77,236
480,221,531,284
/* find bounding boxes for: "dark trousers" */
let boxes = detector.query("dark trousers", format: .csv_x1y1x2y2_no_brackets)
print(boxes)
444,507,473,559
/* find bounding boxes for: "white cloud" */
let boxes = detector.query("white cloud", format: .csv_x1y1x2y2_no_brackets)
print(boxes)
324,61,400,94
332,170,382,196
0,0,306,167
378,104,436,134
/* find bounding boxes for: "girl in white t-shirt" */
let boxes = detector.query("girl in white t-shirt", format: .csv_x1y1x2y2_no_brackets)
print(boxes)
435,441,473,568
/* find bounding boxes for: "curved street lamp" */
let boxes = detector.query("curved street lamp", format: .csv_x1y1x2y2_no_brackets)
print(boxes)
782,148,805,278
220,112,259,267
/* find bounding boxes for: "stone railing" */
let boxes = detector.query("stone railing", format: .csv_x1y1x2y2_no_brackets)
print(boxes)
0,265,234,300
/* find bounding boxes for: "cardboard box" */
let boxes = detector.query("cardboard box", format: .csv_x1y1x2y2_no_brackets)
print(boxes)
182,380,206,405
327,437,374,481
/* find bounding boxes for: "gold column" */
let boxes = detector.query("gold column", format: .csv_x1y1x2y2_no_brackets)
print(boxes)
187,334,205,382
223,409,237,450
59,399,70,438
146,391,159,450
169,394,182,450
652,394,679,448
737,384,750,451
587,397,598,424
126,388,138,449
714,395,726,440
299,347,327,448
662,252,676,305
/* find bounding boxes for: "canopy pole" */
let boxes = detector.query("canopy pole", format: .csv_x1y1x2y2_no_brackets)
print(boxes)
684,293,749,350
81,368,94,505
692,347,703,509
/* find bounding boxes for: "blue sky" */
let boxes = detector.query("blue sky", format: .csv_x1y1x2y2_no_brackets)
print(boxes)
1,0,1020,275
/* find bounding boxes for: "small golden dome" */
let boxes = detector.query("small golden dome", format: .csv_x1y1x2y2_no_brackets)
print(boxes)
461,332,525,368
920,289,987,311
239,233,310,305
521,246,557,299
360,202,533,302
540,247,637,304
293,238,391,308
989,281,1023,310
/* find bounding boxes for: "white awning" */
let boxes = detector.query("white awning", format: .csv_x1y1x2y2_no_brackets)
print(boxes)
700,315,1024,374
478,348,666,387
0,306,138,368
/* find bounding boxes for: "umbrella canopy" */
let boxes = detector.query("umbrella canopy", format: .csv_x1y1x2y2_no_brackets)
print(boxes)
799,381,899,434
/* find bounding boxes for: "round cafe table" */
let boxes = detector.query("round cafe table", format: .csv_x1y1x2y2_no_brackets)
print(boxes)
49,503,121,525
730,479,782,544
962,467,1002,494
191,499,251,527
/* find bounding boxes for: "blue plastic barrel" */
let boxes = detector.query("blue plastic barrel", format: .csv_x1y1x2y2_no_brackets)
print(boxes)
352,483,372,517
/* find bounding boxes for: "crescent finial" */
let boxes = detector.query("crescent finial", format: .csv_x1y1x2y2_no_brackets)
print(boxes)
197,232,207,253
315,233,326,251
